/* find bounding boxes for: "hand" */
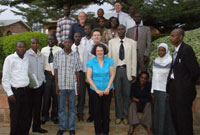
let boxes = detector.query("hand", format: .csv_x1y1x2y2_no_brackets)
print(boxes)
151,93,154,103
85,77,89,83
144,56,148,63
131,97,139,102
56,88,60,96
77,87,80,95
132,76,136,81
96,89,104,97
103,88,110,95
8,95,16,103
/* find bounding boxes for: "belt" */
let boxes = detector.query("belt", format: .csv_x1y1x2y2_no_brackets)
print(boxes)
117,65,126,68
45,70,52,75
11,86,29,90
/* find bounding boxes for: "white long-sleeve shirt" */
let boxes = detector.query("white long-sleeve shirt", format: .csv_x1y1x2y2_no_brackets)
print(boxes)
151,63,171,93
2,52,29,96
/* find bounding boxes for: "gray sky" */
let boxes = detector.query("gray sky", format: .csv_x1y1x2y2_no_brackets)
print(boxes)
0,3,113,20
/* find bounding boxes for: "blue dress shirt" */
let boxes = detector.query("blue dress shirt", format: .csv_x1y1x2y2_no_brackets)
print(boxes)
87,56,114,91
69,23,85,41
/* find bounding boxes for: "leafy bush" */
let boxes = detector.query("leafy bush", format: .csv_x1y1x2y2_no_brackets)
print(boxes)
149,27,200,69
0,32,49,68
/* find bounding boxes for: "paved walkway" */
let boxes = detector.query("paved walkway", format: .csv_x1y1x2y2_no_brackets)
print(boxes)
1,88,200,135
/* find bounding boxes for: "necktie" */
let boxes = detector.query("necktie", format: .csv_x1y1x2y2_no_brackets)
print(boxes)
76,46,79,55
117,13,119,19
135,26,138,41
119,40,124,60
48,47,53,63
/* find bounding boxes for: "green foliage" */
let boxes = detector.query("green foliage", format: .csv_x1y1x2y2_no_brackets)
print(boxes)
149,27,200,69
0,32,48,67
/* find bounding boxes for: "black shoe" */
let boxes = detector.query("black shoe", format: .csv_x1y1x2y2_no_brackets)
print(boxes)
32,128,48,133
69,130,75,135
51,117,58,124
87,116,93,122
57,130,66,135
77,114,84,121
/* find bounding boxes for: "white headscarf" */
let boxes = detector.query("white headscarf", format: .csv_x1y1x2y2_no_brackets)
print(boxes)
154,43,172,66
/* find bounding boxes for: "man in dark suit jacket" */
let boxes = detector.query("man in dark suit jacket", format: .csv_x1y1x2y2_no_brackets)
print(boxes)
167,28,200,135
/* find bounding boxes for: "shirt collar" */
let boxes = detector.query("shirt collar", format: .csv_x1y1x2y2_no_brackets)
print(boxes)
29,48,41,56
61,49,73,56
118,37,126,42
175,42,182,52
94,56,108,63
14,52,27,60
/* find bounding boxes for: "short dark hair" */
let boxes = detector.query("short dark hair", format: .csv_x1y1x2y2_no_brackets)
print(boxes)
91,43,108,56
16,41,26,47
109,16,119,28
63,4,71,9
97,16,106,23
138,71,150,80
30,37,39,43
176,28,185,37
84,24,91,28
91,28,102,36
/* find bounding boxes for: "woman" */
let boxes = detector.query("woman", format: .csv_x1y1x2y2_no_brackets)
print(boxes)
102,16,119,45
128,71,152,135
151,43,175,135
83,28,105,122
87,43,115,135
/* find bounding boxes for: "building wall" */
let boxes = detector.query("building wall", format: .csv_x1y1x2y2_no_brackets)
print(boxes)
3,22,30,36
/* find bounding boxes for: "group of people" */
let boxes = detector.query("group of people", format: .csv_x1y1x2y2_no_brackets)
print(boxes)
1,1,200,135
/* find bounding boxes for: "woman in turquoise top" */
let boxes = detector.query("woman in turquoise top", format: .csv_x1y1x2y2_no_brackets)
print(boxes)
87,43,115,135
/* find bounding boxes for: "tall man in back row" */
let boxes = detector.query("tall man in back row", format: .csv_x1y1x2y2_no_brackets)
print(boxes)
56,5,77,48
126,13,151,74
2,41,32,135
167,28,200,135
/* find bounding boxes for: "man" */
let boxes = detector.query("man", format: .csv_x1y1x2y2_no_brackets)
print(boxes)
126,13,151,74
2,41,32,135
26,38,48,133
123,5,143,30
112,1,128,25
81,25,95,122
91,8,109,29
41,34,62,124
167,28,200,135
56,5,77,48
108,25,137,125
69,11,86,41
54,38,82,135
71,32,86,121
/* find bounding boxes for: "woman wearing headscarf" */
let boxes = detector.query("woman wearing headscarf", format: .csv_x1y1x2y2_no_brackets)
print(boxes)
151,43,176,135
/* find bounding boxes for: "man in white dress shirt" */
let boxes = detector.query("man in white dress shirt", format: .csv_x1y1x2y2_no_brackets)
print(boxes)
71,32,86,121
113,1,128,25
2,41,32,135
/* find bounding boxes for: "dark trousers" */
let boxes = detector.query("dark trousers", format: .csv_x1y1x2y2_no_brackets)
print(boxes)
114,67,131,119
30,84,44,129
91,90,113,134
77,72,87,115
86,83,94,117
42,71,58,120
9,87,32,135
168,80,193,135
153,90,176,135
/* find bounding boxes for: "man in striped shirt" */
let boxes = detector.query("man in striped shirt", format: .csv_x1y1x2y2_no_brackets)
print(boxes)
56,5,77,48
